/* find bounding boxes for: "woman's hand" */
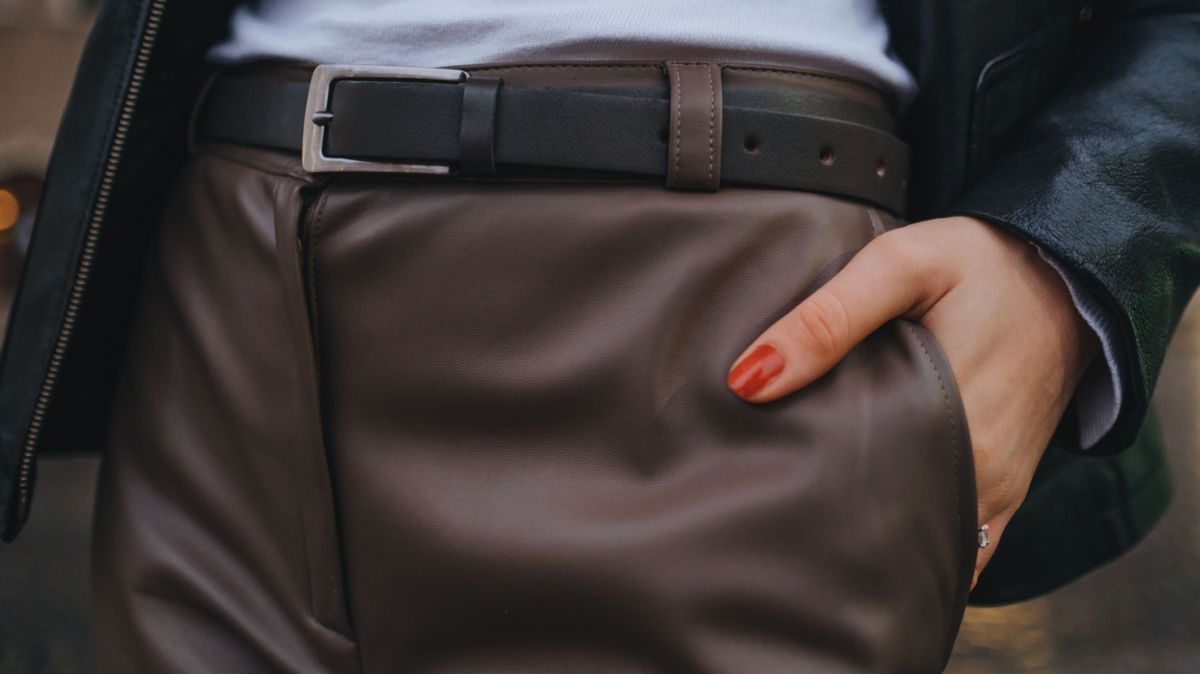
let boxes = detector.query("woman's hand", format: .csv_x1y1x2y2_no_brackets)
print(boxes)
725,216,1099,586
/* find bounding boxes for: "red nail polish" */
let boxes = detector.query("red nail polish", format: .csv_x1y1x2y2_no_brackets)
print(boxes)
727,343,786,398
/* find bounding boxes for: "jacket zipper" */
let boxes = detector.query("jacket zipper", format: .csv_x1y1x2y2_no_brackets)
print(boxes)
9,0,168,533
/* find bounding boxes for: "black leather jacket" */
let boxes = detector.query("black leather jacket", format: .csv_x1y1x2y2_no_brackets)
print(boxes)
1,0,1197,603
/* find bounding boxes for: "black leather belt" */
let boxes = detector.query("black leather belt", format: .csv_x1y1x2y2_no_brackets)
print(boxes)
196,65,909,214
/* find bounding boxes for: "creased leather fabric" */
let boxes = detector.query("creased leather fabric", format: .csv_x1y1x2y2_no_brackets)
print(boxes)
91,143,976,673
91,147,358,673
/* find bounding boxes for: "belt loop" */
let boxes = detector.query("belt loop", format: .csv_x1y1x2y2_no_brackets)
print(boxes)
459,75,502,175
664,62,723,191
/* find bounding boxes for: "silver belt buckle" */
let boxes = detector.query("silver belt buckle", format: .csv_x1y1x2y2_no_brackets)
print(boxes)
301,64,469,174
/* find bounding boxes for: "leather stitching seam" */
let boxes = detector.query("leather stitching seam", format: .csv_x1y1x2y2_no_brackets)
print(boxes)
705,64,716,190
464,63,878,97
904,321,968,663
670,63,683,179
467,63,663,72
722,65,887,94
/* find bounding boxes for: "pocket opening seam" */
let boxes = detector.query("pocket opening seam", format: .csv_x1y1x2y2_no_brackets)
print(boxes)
902,321,970,664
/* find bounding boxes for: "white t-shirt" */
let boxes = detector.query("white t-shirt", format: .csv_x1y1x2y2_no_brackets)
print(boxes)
209,0,916,101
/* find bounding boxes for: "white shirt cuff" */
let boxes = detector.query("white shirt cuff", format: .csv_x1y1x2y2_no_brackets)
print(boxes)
1036,247,1123,449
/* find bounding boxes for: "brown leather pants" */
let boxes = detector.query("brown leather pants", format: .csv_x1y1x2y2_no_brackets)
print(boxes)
92,66,977,674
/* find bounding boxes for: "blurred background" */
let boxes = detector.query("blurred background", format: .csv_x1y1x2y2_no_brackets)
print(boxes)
0,2,1197,672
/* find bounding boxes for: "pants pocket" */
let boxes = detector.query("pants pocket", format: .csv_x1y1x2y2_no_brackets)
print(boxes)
653,295,978,672
309,179,976,672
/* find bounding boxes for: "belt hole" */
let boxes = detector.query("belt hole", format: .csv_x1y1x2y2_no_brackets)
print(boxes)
743,135,760,154
819,146,835,166
876,159,887,178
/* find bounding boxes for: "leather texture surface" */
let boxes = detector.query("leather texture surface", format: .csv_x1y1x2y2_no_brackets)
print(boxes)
0,0,1194,609
91,143,976,673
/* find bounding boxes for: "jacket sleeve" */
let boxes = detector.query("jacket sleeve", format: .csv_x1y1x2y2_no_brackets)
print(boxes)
951,0,1200,454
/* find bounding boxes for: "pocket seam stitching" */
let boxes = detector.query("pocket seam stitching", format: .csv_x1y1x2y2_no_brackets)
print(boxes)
902,321,967,662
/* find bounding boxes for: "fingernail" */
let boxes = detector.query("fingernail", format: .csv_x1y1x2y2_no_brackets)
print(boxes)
727,343,786,398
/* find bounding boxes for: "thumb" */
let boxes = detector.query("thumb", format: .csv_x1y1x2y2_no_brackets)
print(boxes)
726,233,943,402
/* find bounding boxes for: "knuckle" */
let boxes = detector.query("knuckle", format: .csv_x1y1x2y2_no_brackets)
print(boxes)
872,228,940,287
871,229,921,271
976,485,1013,523
979,491,1023,531
787,293,850,358
977,488,1011,524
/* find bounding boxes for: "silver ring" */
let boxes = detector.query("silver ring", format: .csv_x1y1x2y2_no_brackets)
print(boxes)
977,524,990,549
